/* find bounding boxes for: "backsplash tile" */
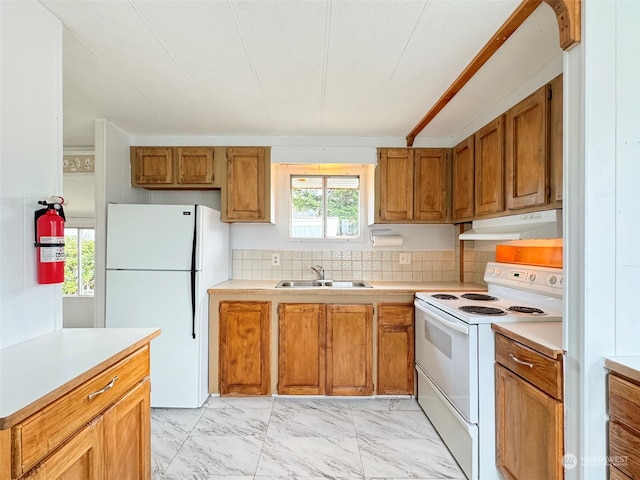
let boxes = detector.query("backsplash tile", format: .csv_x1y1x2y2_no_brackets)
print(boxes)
231,249,455,282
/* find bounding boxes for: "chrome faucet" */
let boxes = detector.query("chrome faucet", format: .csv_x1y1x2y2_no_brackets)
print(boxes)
309,265,325,280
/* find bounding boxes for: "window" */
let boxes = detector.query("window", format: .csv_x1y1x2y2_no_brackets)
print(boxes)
290,175,360,239
63,228,95,295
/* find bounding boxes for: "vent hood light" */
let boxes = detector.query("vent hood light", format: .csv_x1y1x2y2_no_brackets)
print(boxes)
459,209,562,241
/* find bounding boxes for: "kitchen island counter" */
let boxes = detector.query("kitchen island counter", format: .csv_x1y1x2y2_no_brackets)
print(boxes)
0,327,160,428
604,356,640,384
491,322,563,358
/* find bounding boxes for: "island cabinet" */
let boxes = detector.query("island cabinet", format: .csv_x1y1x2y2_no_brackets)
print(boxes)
548,74,563,208
222,147,272,223
494,332,564,480
474,115,505,217
608,372,640,479
0,330,157,480
219,300,271,395
374,148,449,224
277,303,373,396
451,135,475,222
131,146,218,188
376,303,414,395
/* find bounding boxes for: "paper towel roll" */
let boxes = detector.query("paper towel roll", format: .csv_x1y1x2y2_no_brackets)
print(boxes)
371,235,403,247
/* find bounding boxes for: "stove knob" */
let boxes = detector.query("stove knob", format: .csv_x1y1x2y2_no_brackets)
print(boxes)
489,267,495,275
495,268,502,275
560,277,564,286
529,273,536,282
547,275,557,285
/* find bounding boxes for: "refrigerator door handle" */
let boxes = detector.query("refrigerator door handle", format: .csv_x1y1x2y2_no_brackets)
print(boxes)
190,205,197,339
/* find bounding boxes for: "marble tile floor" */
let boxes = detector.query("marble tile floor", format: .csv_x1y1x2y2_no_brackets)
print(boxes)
151,396,465,480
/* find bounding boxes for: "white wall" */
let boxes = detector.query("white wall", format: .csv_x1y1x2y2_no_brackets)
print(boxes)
0,1,63,348
565,1,640,478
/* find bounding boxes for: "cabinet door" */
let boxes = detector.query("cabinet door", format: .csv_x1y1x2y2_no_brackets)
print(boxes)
413,148,449,222
549,74,563,206
505,86,549,210
326,304,373,396
23,417,104,480
377,148,414,222
452,136,475,221
475,116,505,217
131,147,173,186
278,304,326,395
176,147,215,185
495,364,563,480
224,147,267,222
377,304,414,395
219,301,271,395
104,379,150,480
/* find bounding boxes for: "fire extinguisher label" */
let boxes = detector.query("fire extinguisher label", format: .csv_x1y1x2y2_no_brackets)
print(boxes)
39,236,65,263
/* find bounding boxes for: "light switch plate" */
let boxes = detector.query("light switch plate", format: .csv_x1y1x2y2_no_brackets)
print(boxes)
271,253,280,266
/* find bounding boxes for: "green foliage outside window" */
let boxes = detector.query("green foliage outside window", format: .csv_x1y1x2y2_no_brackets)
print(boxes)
63,228,95,295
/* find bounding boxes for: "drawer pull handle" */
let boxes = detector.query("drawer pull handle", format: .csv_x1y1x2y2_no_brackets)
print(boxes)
509,354,534,368
88,376,118,400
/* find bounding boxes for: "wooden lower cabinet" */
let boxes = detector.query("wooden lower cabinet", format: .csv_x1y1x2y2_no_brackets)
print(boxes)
278,303,326,395
219,301,271,395
103,380,151,480
22,418,105,480
1,344,152,480
376,303,414,395
277,303,373,396
608,372,640,479
326,304,373,396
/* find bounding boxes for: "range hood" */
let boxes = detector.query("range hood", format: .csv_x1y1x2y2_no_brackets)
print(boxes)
459,209,562,241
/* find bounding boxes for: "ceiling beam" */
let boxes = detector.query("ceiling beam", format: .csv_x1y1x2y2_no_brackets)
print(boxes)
405,0,580,147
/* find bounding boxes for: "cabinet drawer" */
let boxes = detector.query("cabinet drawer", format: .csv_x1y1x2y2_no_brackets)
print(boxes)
610,465,632,480
12,346,149,477
377,303,413,326
610,421,640,479
609,374,640,435
495,333,562,400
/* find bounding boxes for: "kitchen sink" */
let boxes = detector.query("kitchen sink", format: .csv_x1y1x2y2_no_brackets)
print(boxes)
275,279,372,288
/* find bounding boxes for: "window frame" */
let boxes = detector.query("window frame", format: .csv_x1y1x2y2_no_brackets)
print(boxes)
63,226,95,297
285,164,366,243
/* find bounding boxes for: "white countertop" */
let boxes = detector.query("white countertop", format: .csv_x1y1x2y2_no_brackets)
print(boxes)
0,328,160,428
492,322,564,358
605,356,640,384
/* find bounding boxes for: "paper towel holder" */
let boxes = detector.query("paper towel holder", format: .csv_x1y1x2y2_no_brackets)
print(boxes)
369,228,392,242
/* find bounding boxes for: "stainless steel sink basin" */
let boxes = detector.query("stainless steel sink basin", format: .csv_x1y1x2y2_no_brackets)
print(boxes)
275,279,372,288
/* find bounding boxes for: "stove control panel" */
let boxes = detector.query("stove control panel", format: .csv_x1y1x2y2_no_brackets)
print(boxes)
485,262,564,298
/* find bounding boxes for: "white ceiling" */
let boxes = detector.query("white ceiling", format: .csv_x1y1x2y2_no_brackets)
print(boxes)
40,0,561,147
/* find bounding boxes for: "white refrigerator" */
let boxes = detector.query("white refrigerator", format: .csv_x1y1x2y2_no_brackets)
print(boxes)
105,204,229,408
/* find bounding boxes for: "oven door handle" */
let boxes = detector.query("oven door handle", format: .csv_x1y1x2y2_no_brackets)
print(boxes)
414,300,469,335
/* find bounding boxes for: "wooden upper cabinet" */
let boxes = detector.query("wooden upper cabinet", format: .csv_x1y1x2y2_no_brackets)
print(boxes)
377,148,414,222
549,74,563,206
474,115,505,217
219,300,271,395
325,304,373,396
176,147,215,185
452,136,475,222
375,148,449,223
413,148,449,221
278,303,326,395
132,147,173,186
131,146,217,189
505,86,549,211
223,147,271,223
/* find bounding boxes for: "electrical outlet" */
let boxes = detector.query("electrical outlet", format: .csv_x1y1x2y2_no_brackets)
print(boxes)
271,253,280,267
399,253,411,265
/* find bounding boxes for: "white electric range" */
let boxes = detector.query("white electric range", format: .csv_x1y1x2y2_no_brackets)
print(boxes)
414,262,563,480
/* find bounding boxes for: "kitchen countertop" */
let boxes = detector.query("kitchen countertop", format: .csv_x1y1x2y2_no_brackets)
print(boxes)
0,327,160,429
492,322,564,358
604,357,640,384
208,279,485,295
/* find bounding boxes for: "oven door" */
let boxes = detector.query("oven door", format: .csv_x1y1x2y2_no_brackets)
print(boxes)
414,298,478,423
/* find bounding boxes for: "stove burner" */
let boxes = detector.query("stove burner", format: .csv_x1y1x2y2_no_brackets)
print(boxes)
507,306,546,315
431,294,459,300
459,305,506,316
461,293,498,301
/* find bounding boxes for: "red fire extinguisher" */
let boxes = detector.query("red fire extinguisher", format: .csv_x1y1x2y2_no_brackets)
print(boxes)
34,197,66,284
